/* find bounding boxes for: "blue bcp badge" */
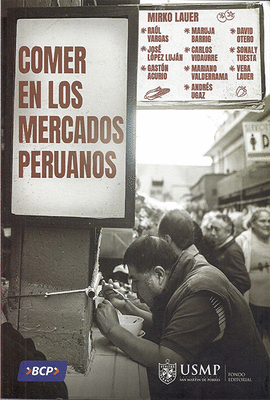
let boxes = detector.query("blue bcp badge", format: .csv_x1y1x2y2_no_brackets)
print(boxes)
18,361,68,382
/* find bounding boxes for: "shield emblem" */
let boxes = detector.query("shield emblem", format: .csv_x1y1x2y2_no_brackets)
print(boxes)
158,359,177,385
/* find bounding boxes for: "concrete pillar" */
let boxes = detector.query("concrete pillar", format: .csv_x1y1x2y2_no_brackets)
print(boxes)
8,223,99,373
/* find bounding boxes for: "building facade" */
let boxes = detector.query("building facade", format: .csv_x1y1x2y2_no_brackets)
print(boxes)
190,173,227,211
137,163,212,205
205,95,270,211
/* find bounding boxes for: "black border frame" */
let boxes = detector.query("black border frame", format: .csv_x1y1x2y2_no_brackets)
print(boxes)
5,6,138,228
137,2,265,110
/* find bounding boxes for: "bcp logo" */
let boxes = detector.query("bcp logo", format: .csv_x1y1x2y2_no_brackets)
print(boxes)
18,361,68,382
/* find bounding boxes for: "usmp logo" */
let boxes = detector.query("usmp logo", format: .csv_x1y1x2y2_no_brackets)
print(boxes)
158,359,177,385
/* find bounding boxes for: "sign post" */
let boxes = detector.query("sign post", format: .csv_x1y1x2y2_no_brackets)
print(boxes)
8,7,138,227
137,3,264,109
243,121,270,162
5,6,138,371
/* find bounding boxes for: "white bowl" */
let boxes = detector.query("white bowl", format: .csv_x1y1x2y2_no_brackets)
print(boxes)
119,315,144,336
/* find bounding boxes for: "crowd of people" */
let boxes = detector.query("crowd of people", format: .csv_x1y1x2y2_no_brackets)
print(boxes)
199,207,270,340
2,205,269,399
97,206,270,400
134,204,270,341
115,206,270,343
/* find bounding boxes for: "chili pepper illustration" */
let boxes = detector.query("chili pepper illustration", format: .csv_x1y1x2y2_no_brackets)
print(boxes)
144,86,170,100
236,86,247,97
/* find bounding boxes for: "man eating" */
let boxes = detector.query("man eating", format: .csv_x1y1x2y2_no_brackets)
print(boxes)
96,211,269,399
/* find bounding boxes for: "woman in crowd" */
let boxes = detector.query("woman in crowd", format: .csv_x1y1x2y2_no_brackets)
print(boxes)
235,208,270,339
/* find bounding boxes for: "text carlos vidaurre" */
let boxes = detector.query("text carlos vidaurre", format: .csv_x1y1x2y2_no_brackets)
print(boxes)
17,46,124,180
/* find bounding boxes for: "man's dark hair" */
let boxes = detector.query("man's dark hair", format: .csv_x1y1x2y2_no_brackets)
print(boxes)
123,235,178,273
215,213,234,236
158,209,194,250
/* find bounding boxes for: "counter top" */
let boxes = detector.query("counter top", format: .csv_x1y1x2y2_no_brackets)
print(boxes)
65,325,150,399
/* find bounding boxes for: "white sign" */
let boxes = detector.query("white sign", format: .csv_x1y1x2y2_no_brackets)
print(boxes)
12,18,129,219
243,121,270,162
138,5,263,107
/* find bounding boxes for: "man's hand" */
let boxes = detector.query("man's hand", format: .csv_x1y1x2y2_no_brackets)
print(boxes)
100,280,154,331
101,279,128,313
96,299,120,337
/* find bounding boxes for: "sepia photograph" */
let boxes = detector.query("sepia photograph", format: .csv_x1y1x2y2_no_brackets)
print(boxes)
1,0,270,399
